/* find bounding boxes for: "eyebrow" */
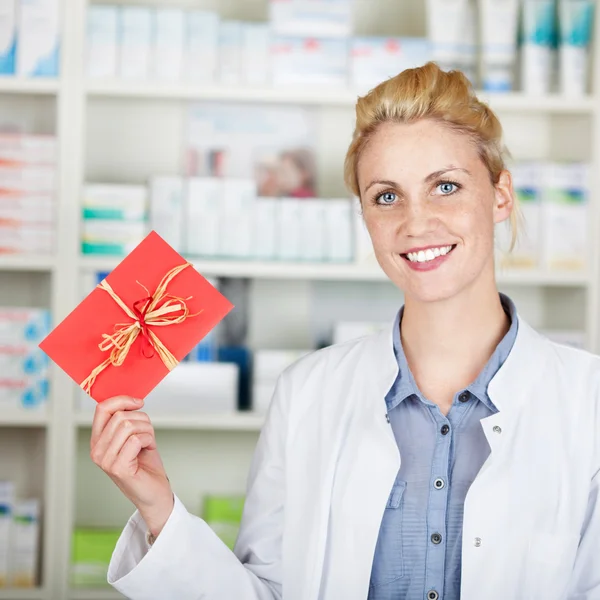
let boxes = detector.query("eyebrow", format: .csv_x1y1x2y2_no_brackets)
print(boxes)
364,167,471,193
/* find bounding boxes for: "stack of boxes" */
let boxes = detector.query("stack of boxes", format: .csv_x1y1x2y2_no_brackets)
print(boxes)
0,0,60,78
496,161,590,273
81,184,148,256
0,481,40,589
0,308,50,412
85,1,431,90
71,527,122,588
0,134,56,255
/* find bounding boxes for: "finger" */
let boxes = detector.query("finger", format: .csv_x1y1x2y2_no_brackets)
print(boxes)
91,396,144,448
111,433,157,479
98,420,156,473
90,411,151,465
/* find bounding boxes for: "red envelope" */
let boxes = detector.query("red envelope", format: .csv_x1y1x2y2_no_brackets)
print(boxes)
39,231,234,402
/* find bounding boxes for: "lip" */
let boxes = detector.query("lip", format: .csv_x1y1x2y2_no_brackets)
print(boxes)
400,244,457,272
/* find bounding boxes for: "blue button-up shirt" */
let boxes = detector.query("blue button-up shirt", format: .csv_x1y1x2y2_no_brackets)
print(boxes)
368,294,518,600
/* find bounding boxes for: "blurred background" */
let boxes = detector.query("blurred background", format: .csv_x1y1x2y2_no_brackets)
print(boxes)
0,0,598,597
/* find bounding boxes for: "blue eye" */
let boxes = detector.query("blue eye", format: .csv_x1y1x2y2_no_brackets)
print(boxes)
377,191,397,205
438,182,458,195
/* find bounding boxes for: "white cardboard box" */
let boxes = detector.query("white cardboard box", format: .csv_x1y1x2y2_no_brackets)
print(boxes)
154,8,184,82
0,0,16,75
242,23,270,85
86,5,118,79
277,198,302,260
9,499,39,588
298,199,326,261
118,6,153,80
185,177,222,257
219,178,256,259
269,0,352,38
16,0,59,77
252,197,278,260
0,481,14,588
218,20,243,85
324,198,353,262
149,176,185,252
184,10,219,83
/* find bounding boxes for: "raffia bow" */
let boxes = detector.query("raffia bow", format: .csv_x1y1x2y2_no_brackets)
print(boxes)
81,263,202,395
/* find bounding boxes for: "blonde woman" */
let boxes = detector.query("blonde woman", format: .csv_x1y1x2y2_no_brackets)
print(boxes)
91,63,600,600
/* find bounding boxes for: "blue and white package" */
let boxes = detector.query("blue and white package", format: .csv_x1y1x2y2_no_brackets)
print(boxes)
0,0,16,75
269,0,352,38
0,308,51,345
0,376,49,409
17,0,60,77
0,346,49,377
86,5,118,79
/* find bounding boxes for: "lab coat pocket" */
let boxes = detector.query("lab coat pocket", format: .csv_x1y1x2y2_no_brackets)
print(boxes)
369,480,407,589
526,531,580,600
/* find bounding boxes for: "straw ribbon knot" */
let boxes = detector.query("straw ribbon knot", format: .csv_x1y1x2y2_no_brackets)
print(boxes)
81,263,202,395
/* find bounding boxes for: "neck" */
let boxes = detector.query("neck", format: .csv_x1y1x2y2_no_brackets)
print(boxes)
400,279,510,395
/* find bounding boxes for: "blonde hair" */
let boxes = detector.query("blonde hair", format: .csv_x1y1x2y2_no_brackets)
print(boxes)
344,62,519,247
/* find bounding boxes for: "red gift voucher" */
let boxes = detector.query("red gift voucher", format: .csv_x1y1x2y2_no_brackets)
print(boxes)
39,231,234,402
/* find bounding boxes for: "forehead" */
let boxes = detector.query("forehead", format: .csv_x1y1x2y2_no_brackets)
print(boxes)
358,120,481,181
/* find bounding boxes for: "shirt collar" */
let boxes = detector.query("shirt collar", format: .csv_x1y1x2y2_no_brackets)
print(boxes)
385,293,519,412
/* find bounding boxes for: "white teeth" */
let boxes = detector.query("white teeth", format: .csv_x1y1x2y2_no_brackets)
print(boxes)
405,245,453,263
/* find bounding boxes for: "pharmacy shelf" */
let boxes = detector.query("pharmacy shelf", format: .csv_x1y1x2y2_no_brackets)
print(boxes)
86,81,597,113
69,590,123,600
79,255,591,287
75,411,265,432
0,410,49,428
0,588,47,600
0,77,59,95
0,255,56,273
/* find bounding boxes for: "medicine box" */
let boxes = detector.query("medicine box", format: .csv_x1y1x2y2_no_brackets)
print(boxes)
185,177,221,258
0,224,54,253
252,197,278,260
269,0,353,38
0,377,48,411
298,199,326,261
277,198,302,260
118,6,153,80
0,0,16,75
271,36,348,87
0,166,55,193
0,346,49,378
542,162,589,272
149,176,185,252
0,308,51,344
154,8,184,82
143,362,239,414
9,499,40,588
82,183,147,221
184,10,219,83
202,495,245,550
242,23,270,85
71,528,122,588
17,0,60,77
218,178,256,259
0,134,56,165
81,219,147,255
86,5,118,79
218,20,243,85
0,481,14,588
0,195,54,225
350,37,431,92
324,198,353,262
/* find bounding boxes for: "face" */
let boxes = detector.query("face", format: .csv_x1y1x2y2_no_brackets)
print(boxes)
358,119,514,304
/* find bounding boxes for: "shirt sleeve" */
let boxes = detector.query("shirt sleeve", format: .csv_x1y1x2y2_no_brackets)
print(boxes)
106,372,291,600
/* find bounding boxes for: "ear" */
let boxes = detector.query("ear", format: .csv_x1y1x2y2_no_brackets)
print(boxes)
493,170,514,225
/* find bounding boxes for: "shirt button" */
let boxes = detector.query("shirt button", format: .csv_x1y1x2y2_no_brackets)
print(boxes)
458,391,470,403
427,591,439,600
493,425,502,434
474,537,482,547
431,532,442,545
440,424,450,435
433,478,445,490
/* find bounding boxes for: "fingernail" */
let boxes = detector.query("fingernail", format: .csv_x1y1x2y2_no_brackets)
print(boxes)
134,398,143,404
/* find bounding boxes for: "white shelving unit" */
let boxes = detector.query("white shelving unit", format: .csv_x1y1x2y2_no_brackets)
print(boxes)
1,0,599,598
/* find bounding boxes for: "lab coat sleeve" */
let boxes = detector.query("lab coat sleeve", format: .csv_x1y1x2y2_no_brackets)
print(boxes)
567,467,600,599
107,372,291,600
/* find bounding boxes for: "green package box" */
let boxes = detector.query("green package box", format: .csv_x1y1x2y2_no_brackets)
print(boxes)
71,528,122,587
203,495,245,550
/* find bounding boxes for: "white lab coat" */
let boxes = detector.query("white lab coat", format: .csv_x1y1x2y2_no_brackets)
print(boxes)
108,316,600,600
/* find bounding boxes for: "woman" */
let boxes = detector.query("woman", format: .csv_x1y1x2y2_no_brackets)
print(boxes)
91,63,600,600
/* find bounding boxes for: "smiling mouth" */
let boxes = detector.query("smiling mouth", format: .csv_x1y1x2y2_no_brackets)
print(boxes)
401,245,457,264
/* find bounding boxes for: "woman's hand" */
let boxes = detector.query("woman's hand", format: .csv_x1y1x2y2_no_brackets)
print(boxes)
90,396,174,537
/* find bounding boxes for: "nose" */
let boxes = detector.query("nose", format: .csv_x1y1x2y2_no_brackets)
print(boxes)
403,198,439,238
